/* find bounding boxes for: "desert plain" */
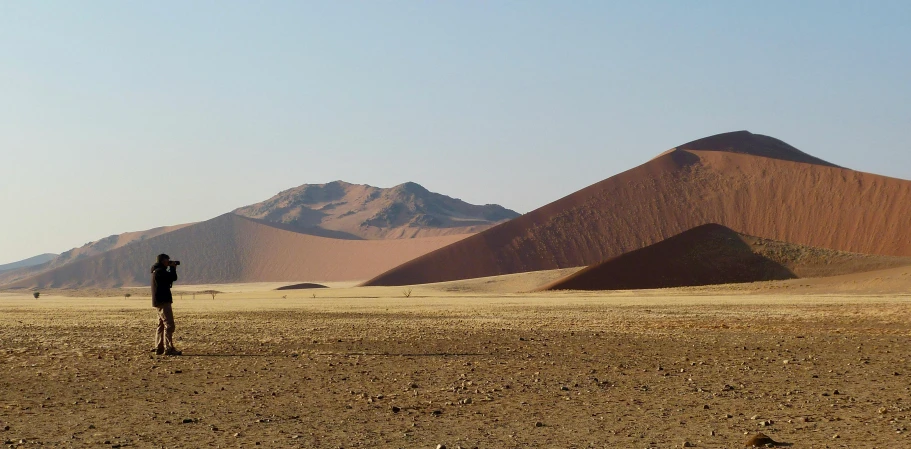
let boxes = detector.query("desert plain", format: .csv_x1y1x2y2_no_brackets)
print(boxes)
2,269,910,449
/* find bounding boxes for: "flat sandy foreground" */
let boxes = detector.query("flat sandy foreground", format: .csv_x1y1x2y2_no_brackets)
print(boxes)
1,280,910,448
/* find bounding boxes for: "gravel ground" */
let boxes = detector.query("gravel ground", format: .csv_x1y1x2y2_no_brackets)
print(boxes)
1,293,909,448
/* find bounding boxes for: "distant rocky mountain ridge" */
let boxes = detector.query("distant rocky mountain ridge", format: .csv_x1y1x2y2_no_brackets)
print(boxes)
0,224,193,286
233,181,520,239
0,254,58,273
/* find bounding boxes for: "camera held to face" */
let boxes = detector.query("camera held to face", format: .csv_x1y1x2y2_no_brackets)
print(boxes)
170,261,181,266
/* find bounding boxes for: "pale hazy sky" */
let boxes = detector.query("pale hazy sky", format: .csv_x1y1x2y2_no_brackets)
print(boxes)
1,1,909,264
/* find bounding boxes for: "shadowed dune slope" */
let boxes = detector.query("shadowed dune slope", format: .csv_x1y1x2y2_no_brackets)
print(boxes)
538,224,911,291
364,131,911,286
5,214,469,289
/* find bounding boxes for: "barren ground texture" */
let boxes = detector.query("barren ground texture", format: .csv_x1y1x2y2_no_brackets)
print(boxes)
1,280,910,449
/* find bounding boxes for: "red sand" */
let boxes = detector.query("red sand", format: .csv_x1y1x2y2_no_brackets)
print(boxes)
538,224,911,291
6,214,469,289
364,131,911,286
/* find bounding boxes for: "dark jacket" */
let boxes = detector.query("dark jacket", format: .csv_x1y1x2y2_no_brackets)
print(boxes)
151,262,178,307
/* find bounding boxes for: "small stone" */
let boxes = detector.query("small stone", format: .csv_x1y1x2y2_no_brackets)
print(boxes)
744,433,777,447
682,441,694,447
391,406,401,413
725,414,733,419
560,386,570,391
535,421,544,428
431,410,442,416
182,418,194,424
233,433,240,438
703,404,710,410
833,434,840,439
436,445,446,449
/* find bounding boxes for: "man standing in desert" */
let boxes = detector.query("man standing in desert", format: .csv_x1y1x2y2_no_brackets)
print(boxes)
151,253,181,356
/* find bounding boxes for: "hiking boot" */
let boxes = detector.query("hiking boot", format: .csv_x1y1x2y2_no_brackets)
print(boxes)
164,348,182,356
155,347,165,355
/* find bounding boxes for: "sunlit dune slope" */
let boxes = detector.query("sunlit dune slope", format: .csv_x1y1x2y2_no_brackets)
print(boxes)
6,214,469,289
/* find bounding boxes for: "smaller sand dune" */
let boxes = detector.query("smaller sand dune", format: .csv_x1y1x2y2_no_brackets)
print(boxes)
276,283,329,290
4,214,473,289
539,224,911,291
685,263,911,296
410,268,585,295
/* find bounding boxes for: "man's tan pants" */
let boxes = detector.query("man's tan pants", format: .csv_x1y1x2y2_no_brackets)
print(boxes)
155,303,176,351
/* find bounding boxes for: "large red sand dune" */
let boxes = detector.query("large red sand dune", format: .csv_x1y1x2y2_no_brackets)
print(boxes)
538,224,911,291
364,131,911,286
6,214,469,289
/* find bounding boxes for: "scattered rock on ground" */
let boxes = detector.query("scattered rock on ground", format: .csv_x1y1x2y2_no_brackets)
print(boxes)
744,432,778,447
